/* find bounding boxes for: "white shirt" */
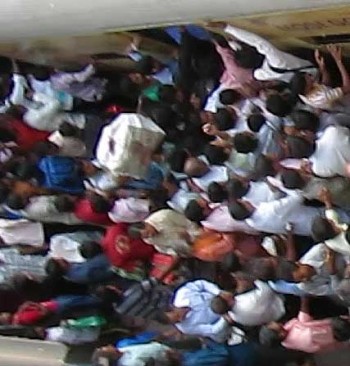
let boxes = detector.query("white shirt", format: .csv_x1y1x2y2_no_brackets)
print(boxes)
229,280,285,326
0,219,44,246
192,165,229,192
118,342,171,366
167,188,200,213
23,93,85,132
224,25,315,83
173,280,230,343
48,131,87,157
201,204,258,234
108,198,150,223
243,181,277,206
310,125,350,177
246,194,322,236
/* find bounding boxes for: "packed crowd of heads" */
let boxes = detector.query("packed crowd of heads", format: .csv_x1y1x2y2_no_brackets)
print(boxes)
0,22,350,366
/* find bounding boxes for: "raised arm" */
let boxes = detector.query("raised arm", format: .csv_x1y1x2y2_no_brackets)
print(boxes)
327,45,350,94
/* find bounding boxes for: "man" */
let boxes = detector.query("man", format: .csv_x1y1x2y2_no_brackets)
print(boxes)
161,280,233,343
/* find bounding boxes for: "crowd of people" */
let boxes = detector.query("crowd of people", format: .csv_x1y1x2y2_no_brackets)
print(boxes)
0,21,350,365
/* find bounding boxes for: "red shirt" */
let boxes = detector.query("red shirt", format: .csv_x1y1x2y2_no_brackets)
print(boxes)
10,119,50,151
74,199,113,226
12,301,58,325
102,223,155,272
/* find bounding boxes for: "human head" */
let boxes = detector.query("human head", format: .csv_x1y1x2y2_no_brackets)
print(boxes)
233,133,258,154
331,317,350,342
79,241,103,259
128,222,158,240
135,55,159,75
228,200,254,220
219,89,241,106
58,122,81,138
161,307,190,324
91,345,122,366
45,258,70,278
259,322,287,347
266,94,293,117
290,110,319,132
158,85,176,104
54,195,76,212
33,141,59,157
14,162,41,181
183,157,209,178
227,178,249,199
285,136,315,159
167,149,190,173
208,182,227,203
311,216,338,242
6,193,26,210
210,294,234,315
275,258,315,282
0,312,12,325
247,113,266,133
281,169,306,190
162,172,179,194
243,257,277,281
203,144,228,165
290,72,315,97
214,108,236,131
184,199,209,223
234,45,265,70
89,194,113,214
128,71,147,86
79,160,99,177
252,155,276,181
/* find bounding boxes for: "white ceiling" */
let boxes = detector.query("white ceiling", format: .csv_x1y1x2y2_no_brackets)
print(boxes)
0,0,349,40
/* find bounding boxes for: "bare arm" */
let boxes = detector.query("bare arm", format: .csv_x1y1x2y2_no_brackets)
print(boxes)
314,49,331,86
327,45,350,93
285,224,297,262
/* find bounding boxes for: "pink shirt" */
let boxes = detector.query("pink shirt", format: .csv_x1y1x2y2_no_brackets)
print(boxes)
282,311,337,353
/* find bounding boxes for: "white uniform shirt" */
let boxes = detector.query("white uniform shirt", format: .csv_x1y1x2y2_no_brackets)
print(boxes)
229,280,285,326
192,166,229,192
310,125,350,177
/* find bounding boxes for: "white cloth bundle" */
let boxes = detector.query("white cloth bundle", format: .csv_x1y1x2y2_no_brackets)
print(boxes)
95,113,165,179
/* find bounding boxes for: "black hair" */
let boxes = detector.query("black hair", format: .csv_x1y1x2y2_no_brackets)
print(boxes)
167,149,190,173
54,195,75,213
0,127,16,143
228,201,252,221
227,179,249,199
247,113,266,133
259,325,282,347
45,258,67,279
164,172,179,188
158,85,176,104
0,184,10,203
152,105,177,131
219,89,241,106
290,72,307,99
13,162,41,181
33,141,58,157
6,193,26,210
311,216,337,242
275,258,298,282
234,45,265,70
203,144,228,165
79,241,103,259
331,317,350,342
281,169,305,189
208,182,227,203
286,136,315,159
135,55,155,75
243,258,276,281
210,295,231,315
127,222,146,239
89,195,112,214
233,133,258,154
290,110,319,132
148,188,169,212
184,200,206,223
59,122,81,137
252,155,275,181
214,108,235,131
266,94,293,117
